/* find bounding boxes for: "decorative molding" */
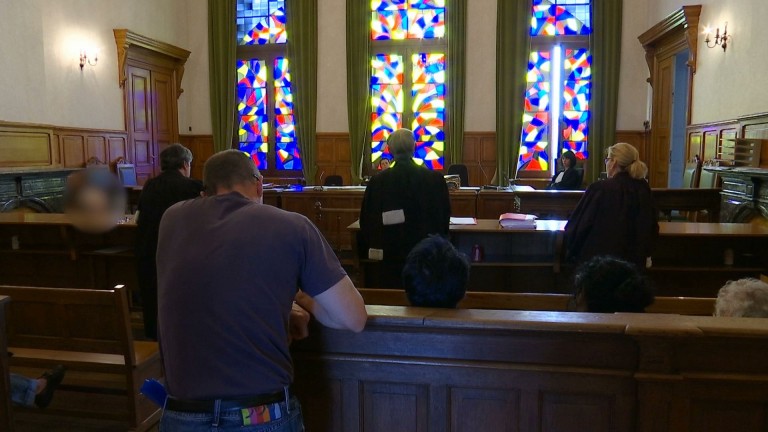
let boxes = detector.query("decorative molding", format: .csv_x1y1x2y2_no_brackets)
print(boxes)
113,29,190,97
638,5,701,80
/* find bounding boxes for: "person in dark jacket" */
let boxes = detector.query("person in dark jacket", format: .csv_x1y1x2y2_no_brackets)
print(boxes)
547,150,581,190
564,143,659,268
135,144,203,339
359,129,451,288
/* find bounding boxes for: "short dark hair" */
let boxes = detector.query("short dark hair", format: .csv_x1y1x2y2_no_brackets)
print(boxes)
402,235,470,308
203,150,259,194
572,255,654,313
160,144,193,171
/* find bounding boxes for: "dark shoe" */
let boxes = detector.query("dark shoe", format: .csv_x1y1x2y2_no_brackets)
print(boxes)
35,365,67,409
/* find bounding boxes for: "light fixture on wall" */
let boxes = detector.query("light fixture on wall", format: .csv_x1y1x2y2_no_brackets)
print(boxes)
79,49,98,69
703,22,730,52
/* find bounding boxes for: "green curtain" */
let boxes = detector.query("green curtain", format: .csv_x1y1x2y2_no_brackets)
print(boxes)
208,0,237,153
495,0,530,186
285,0,318,182
446,0,467,166
588,0,623,184
346,0,371,185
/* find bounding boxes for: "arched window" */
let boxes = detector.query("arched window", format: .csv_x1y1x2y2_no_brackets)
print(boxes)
517,0,591,177
370,0,446,170
236,0,302,175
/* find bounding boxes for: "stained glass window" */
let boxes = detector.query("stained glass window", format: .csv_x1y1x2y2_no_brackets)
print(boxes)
370,1,446,170
236,0,301,172
517,0,592,174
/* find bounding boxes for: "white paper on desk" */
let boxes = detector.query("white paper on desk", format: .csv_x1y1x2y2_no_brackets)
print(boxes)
449,217,477,225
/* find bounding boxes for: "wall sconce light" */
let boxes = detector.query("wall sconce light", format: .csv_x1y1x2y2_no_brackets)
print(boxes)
79,49,98,69
703,22,731,52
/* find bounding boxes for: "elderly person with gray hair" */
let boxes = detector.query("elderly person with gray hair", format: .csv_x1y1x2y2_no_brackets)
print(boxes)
359,128,451,288
565,143,659,268
135,143,204,340
714,278,768,318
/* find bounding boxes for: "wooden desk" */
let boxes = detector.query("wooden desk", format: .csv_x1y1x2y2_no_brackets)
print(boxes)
293,306,768,432
348,220,768,296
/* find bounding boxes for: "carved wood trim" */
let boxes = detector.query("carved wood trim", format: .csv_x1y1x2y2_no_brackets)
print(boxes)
113,29,190,97
638,5,701,81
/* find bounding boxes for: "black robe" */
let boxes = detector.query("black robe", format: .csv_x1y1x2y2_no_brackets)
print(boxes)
564,171,659,268
548,167,582,190
359,159,451,287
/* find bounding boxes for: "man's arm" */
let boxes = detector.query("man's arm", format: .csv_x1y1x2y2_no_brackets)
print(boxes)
295,276,367,333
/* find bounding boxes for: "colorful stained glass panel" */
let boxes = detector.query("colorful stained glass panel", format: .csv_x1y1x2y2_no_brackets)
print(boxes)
407,9,445,39
530,0,591,36
414,141,444,170
371,85,404,114
371,10,407,40
237,87,267,116
564,49,592,80
372,0,406,10
275,114,295,142
273,58,291,87
412,53,445,83
371,55,404,85
411,84,445,112
521,112,549,142
276,141,302,170
371,112,402,141
524,82,550,112
409,0,445,8
412,110,445,142
237,1,287,45
562,111,589,142
371,141,391,163
562,141,589,159
239,115,269,142
517,141,549,171
274,86,293,114
562,80,590,111
239,141,268,169
526,52,551,82
237,60,267,88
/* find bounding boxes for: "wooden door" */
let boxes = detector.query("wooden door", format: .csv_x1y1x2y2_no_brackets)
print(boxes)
126,65,155,184
649,55,674,187
151,69,178,170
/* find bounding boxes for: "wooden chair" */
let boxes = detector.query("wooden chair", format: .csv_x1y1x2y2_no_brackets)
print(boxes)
682,159,702,189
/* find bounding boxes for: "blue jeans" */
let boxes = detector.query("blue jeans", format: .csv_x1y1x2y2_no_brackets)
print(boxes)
160,395,304,432
10,373,37,408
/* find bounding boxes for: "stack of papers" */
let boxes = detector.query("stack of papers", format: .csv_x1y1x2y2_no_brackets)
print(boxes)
499,212,537,229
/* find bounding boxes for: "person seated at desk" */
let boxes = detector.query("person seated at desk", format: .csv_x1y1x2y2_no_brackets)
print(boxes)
571,255,655,313
564,143,659,268
547,150,581,190
359,128,451,288
402,235,470,308
714,278,768,318
378,156,392,171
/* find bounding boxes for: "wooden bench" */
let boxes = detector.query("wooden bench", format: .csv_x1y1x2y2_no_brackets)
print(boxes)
0,284,161,432
358,288,716,316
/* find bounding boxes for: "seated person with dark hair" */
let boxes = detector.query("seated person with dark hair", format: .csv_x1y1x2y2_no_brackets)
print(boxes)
402,235,470,308
714,278,768,318
571,255,654,313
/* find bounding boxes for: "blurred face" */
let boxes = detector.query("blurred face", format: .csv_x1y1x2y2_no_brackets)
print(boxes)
561,156,571,169
380,159,391,170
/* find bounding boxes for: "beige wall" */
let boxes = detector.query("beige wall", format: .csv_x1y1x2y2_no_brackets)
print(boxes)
646,0,768,125
1,0,766,136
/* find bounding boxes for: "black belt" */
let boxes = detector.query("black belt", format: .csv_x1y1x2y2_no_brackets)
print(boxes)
166,390,287,413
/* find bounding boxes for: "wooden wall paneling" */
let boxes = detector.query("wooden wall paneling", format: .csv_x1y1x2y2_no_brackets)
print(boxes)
179,135,215,181
687,130,702,161
0,124,54,168
362,382,429,432
60,134,86,168
702,130,719,162
316,133,351,185
86,135,108,164
616,130,648,167
461,132,497,186
107,135,129,164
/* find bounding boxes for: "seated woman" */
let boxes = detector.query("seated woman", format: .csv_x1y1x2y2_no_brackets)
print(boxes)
564,143,659,268
571,255,655,313
714,278,768,317
547,150,581,190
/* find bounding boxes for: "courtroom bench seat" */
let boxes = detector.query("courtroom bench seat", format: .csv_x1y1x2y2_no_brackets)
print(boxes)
0,284,161,432
357,288,716,316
